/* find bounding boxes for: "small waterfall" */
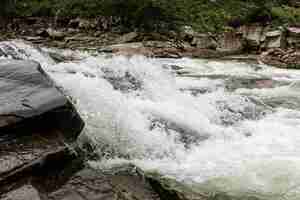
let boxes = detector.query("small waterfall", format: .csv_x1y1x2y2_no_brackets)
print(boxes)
3,40,300,199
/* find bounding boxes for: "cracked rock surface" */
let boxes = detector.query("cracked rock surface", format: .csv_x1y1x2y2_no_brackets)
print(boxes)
0,59,84,196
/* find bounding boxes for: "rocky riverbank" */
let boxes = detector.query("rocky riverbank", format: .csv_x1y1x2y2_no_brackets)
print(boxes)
1,17,300,68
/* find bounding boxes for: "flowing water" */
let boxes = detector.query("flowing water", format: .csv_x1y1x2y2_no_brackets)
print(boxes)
2,40,300,199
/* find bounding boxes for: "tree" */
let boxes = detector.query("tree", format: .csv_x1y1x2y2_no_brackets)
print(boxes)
1,0,15,16
0,0,15,27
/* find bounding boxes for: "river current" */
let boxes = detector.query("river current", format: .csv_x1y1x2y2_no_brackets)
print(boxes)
2,40,300,199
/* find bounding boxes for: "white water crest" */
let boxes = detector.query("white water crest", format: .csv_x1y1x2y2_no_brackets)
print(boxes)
3,40,300,199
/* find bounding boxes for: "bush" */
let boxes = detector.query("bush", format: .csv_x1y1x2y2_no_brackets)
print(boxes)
12,0,298,33
1,0,15,16
271,6,300,26
16,0,54,16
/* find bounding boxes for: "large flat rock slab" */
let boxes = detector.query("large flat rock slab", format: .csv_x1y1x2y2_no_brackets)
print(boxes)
1,185,41,200
0,59,65,120
0,59,84,195
0,59,84,139
1,164,160,200
41,165,160,200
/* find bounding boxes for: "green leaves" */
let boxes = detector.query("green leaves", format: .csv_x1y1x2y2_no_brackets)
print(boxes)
271,6,300,26
1,0,16,16
12,0,297,33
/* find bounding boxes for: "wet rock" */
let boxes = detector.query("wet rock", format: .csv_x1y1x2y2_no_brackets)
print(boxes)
182,48,224,58
96,37,242,59
44,164,159,200
68,18,96,30
48,51,68,63
221,55,259,63
191,34,217,50
218,30,243,52
179,87,215,96
101,68,142,92
215,96,269,125
149,116,210,146
180,26,217,50
225,76,280,91
242,25,268,50
260,95,300,110
99,43,154,57
162,64,184,76
79,19,96,30
23,36,44,43
287,27,300,49
145,172,264,200
0,59,84,193
140,32,171,42
68,18,80,29
259,48,300,68
99,42,144,54
0,43,27,60
263,30,286,49
114,32,139,44
143,41,174,48
287,27,300,37
180,25,196,42
152,48,182,58
145,172,208,200
65,35,97,43
0,59,84,136
1,185,41,200
100,41,227,59
37,28,65,41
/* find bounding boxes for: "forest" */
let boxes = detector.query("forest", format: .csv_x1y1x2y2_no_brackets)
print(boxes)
1,0,300,33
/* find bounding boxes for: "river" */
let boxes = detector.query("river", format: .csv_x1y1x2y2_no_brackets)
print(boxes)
2,40,300,199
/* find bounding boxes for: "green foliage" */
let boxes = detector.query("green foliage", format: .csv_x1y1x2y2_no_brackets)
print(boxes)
0,0,15,16
12,0,298,33
271,6,300,26
55,0,104,17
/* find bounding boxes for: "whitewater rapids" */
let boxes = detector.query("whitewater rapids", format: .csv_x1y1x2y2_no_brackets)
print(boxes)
2,40,300,199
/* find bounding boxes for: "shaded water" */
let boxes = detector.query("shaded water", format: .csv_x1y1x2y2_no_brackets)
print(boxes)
2,40,300,199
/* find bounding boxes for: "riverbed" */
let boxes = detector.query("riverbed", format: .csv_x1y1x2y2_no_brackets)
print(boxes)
2,40,300,199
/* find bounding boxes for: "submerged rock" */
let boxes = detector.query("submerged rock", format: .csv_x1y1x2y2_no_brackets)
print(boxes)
224,76,282,91
150,117,210,146
101,68,143,92
0,43,27,60
145,171,266,200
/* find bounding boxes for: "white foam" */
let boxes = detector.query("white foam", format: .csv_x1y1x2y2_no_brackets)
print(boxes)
5,40,300,198
0,40,55,67
58,56,300,198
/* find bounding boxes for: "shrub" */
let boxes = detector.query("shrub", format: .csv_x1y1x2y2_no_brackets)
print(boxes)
271,6,300,26
11,0,298,33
